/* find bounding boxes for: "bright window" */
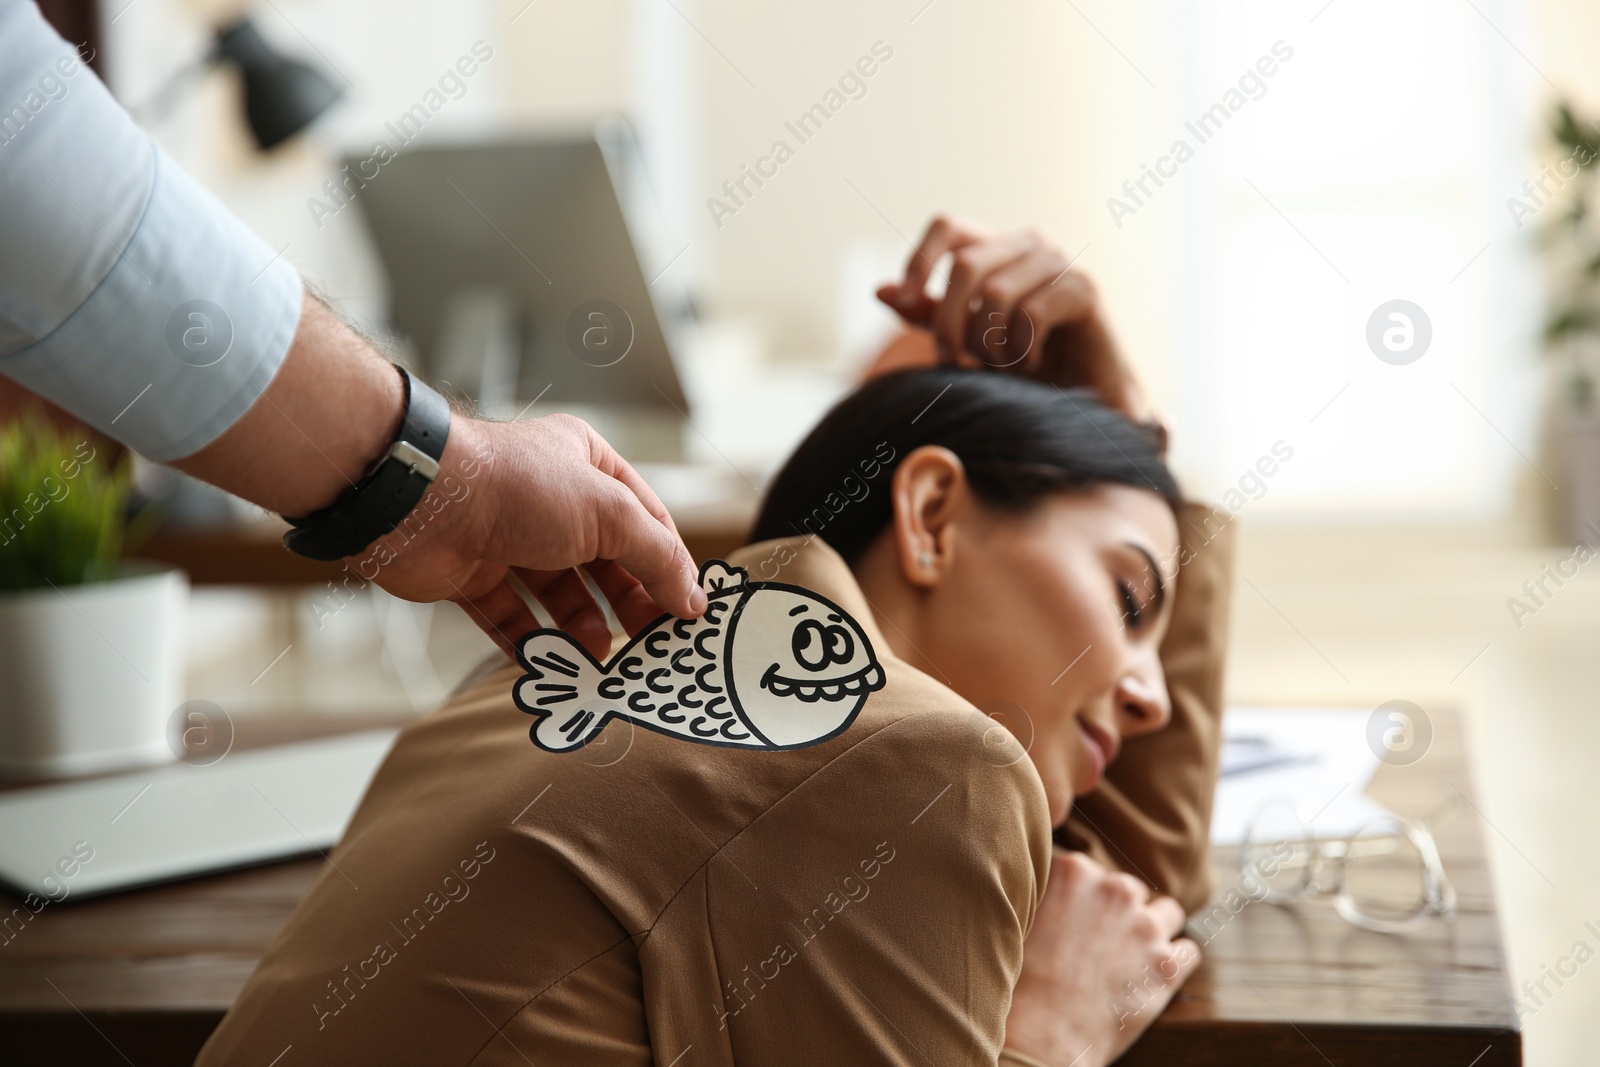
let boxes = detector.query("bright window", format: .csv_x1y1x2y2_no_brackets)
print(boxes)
1165,0,1541,520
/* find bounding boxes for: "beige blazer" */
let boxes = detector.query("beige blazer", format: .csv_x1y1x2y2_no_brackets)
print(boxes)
197,511,1232,1066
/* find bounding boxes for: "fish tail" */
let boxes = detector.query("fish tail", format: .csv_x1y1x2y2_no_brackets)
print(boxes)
513,631,608,751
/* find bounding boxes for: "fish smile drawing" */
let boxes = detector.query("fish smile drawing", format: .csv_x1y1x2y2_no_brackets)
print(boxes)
512,561,886,752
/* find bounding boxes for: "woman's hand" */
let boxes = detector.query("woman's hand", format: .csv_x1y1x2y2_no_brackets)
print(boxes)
1004,850,1200,1067
875,215,1156,427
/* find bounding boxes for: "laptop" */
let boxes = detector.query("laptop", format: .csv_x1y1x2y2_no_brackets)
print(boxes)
347,122,695,417
0,730,397,900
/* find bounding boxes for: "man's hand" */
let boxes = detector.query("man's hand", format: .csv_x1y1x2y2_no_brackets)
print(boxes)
355,413,705,660
875,215,1156,426
1004,850,1200,1067
175,294,704,660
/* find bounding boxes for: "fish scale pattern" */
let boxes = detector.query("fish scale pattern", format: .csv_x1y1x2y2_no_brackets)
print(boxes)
595,596,749,742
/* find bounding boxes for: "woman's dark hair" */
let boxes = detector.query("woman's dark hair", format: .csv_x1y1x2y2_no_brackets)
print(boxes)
749,368,1182,565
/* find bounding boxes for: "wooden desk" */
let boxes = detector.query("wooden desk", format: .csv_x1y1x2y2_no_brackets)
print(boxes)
0,711,1518,1066
1124,706,1520,1065
0,716,410,1066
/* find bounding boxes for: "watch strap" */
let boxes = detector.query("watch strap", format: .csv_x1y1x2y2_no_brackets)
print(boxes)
281,366,451,561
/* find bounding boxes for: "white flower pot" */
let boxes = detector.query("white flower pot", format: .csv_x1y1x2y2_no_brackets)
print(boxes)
0,564,187,780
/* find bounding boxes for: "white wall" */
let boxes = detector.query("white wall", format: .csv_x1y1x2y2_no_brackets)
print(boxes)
104,0,1584,524
108,0,503,350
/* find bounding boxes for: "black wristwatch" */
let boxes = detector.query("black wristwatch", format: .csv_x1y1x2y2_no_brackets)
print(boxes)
281,365,452,561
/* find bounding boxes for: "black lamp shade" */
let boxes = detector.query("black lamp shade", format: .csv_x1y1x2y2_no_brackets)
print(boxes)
215,18,342,151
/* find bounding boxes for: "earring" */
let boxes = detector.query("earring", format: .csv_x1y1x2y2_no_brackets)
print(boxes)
918,551,934,569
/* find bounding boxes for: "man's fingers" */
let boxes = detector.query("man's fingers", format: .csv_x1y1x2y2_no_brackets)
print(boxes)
583,426,684,541
584,558,668,637
513,567,612,659
1147,896,1188,940
592,479,705,619
454,576,542,658
578,429,702,619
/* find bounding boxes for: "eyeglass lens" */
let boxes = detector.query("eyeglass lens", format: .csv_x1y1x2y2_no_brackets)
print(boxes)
1340,822,1433,924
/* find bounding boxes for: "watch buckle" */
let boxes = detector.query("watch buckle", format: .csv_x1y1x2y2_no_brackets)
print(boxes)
390,440,441,481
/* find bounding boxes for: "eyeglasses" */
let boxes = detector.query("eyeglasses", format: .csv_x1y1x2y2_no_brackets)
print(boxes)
1238,798,1457,935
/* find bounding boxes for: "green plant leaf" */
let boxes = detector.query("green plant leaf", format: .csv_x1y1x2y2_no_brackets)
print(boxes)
0,413,131,592
1553,101,1600,160
1544,306,1598,345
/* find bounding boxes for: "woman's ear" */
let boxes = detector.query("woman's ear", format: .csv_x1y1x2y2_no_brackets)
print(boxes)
889,445,969,588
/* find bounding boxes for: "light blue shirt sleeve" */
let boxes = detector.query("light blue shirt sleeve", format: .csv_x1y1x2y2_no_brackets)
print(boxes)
0,0,303,462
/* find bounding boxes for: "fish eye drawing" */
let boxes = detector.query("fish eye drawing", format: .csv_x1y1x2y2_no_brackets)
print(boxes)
512,561,887,752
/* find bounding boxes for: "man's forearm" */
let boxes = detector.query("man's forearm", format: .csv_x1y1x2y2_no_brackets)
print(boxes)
173,292,405,518
0,1,702,641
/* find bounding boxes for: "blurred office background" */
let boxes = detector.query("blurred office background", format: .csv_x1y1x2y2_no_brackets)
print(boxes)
52,0,1600,1061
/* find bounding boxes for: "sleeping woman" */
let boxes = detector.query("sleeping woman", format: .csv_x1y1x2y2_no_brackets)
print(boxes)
197,217,1233,1067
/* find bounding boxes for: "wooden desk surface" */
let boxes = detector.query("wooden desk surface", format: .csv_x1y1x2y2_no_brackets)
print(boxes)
1123,705,1520,1066
0,710,1518,1066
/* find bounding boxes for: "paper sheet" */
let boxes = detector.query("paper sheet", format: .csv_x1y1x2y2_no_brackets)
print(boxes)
1210,707,1393,846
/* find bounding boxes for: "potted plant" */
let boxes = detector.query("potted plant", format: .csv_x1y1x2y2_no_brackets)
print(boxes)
0,413,186,779
1540,102,1600,545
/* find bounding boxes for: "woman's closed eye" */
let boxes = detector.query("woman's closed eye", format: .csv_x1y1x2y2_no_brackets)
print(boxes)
1115,541,1167,631
1117,578,1146,628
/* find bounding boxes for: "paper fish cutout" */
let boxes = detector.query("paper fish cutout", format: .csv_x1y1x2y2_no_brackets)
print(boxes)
513,561,885,752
